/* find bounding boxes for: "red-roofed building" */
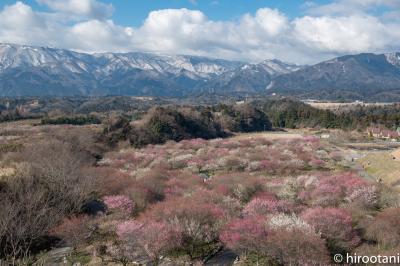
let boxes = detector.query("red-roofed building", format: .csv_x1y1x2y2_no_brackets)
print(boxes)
368,127,400,141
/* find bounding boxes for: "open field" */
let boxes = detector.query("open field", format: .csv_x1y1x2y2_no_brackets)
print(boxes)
343,142,400,150
231,131,304,140
304,101,395,111
356,149,400,190
392,148,400,161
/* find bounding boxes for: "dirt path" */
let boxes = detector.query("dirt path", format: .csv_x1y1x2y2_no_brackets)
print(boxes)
391,148,400,161
231,131,303,141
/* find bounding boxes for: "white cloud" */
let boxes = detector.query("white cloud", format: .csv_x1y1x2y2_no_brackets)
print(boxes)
306,0,400,16
0,1,399,64
293,15,396,53
0,2,61,46
37,0,114,20
65,20,134,52
241,8,289,37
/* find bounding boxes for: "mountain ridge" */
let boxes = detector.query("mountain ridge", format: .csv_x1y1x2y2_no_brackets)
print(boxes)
1,43,400,100
267,52,400,101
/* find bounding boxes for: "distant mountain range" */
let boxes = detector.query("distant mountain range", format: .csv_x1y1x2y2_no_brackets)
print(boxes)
268,53,400,101
1,43,400,101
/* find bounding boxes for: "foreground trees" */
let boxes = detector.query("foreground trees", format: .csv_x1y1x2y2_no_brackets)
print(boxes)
220,215,330,265
2,128,400,265
95,136,390,265
0,141,96,261
116,220,182,264
301,207,360,253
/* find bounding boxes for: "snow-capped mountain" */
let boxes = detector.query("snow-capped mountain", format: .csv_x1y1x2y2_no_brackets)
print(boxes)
196,59,303,94
4,43,399,100
91,52,237,78
385,52,400,68
0,43,241,78
0,43,247,96
0,43,94,73
257,59,302,76
0,43,306,96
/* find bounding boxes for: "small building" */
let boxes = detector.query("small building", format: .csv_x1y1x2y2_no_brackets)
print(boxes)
320,134,330,139
367,127,400,141
29,99,40,107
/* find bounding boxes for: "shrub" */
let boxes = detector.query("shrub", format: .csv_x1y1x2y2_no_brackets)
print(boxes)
50,215,92,249
266,214,329,265
365,208,400,249
103,195,135,214
0,141,96,260
266,227,330,265
212,174,263,203
142,197,226,258
267,213,313,233
116,220,143,239
41,115,101,125
219,216,269,255
377,185,400,209
299,173,369,207
96,168,135,195
346,186,378,209
137,222,182,262
112,220,143,265
243,198,298,217
13,141,97,213
164,173,205,198
301,207,360,253
220,214,330,265
0,175,60,260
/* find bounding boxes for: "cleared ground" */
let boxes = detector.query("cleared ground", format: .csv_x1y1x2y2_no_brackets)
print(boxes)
305,101,394,111
358,151,400,189
391,148,400,161
231,131,304,140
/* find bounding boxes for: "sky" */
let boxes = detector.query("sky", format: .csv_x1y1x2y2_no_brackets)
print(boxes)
0,0,399,64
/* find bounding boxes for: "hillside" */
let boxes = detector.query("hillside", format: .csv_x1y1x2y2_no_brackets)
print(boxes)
0,43,242,96
268,53,400,101
1,44,400,101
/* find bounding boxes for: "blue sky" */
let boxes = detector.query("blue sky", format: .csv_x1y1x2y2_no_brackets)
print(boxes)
0,0,399,64
100,0,314,26
0,0,323,25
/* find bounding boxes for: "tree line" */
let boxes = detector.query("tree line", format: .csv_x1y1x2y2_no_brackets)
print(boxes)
100,99,400,148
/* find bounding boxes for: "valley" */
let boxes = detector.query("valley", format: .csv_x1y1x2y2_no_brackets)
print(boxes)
1,97,400,265
2,0,400,265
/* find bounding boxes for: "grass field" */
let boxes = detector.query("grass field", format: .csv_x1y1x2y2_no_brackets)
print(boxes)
358,151,400,189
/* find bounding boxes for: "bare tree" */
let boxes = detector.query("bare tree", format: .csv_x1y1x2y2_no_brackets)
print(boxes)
0,174,59,260
0,140,97,261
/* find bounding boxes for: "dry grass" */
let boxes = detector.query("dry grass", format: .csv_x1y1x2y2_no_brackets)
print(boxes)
358,151,400,189
0,167,15,178
306,102,393,111
231,131,303,141
390,148,400,161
